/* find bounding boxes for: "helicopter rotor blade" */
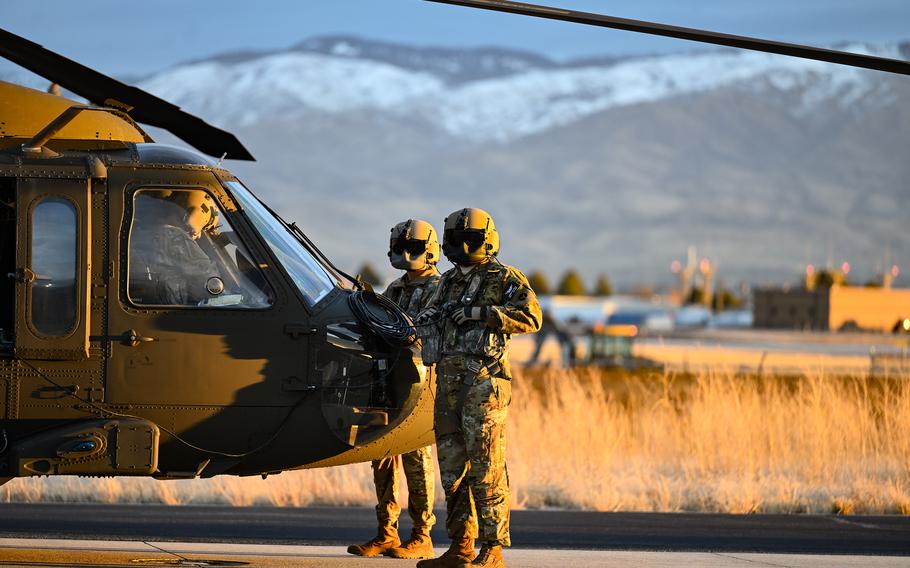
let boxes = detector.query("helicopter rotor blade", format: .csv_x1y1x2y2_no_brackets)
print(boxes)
426,0,910,77
0,27,255,161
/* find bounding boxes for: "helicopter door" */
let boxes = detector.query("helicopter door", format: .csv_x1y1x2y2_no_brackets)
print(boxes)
13,178,91,360
106,183,299,407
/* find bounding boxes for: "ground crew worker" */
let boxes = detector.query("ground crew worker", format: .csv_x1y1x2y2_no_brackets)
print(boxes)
347,219,441,560
527,308,576,367
416,208,541,568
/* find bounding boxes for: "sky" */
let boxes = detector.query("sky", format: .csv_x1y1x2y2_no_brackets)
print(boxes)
2,0,909,76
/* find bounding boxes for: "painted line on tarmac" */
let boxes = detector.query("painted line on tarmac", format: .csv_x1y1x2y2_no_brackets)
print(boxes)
713,552,796,568
829,517,882,530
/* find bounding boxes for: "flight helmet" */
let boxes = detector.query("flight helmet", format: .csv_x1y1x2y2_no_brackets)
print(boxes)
178,190,219,239
388,219,440,271
442,207,499,265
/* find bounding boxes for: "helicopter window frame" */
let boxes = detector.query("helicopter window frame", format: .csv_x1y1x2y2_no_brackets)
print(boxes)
28,196,80,338
123,186,277,312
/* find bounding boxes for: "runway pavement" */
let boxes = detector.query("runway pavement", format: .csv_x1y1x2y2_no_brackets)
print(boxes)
0,504,909,567
1,538,909,568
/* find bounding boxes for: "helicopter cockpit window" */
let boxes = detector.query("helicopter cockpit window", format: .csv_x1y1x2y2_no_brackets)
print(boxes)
127,189,273,309
30,198,78,336
224,181,335,306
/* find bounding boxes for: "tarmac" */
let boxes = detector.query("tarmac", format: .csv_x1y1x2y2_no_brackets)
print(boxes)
1,504,909,567
1,538,909,567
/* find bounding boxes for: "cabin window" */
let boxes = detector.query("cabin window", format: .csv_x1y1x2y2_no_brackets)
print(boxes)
127,189,273,309
30,198,78,336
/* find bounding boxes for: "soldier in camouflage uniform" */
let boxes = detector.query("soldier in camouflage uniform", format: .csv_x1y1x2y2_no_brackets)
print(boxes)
148,190,221,305
348,219,440,560
416,208,541,568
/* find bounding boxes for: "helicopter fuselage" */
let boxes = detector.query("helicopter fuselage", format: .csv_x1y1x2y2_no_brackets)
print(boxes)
0,83,434,484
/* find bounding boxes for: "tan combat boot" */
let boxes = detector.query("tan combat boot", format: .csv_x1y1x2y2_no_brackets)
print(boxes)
346,525,400,557
385,527,434,559
415,528,474,568
461,544,505,568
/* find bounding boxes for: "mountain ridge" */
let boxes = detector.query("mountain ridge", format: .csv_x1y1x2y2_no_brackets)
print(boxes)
4,35,907,286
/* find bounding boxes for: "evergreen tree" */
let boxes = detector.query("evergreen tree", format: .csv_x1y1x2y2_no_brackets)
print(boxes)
527,270,552,295
594,274,613,296
357,262,383,287
812,269,847,288
557,270,586,296
712,288,744,311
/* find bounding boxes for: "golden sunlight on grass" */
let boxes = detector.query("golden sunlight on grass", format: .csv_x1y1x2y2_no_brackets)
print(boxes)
3,368,909,514
508,368,910,513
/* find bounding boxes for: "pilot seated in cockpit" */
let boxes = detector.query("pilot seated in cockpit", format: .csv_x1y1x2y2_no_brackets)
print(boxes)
147,190,221,305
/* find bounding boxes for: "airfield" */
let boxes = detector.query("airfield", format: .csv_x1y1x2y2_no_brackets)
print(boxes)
511,327,909,375
1,504,910,567
4,329,907,567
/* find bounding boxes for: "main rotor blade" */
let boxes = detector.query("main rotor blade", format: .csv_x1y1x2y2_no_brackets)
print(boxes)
0,28,255,161
426,0,910,76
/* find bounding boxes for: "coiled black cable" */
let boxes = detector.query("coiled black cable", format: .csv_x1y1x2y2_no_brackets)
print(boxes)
347,290,417,346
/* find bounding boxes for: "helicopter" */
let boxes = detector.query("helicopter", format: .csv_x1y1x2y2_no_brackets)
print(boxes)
0,0,907,488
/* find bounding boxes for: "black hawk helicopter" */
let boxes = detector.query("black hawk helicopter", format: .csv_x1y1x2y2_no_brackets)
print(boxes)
0,0,907,487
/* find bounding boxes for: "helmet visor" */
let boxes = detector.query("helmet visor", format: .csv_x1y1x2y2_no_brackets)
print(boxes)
391,238,428,256
448,229,485,252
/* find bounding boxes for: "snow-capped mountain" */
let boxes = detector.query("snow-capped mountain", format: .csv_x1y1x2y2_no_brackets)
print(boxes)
139,37,907,142
9,36,904,286
131,37,909,286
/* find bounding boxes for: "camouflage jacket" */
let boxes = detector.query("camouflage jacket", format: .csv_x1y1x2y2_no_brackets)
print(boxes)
425,259,541,378
150,224,219,303
381,270,442,318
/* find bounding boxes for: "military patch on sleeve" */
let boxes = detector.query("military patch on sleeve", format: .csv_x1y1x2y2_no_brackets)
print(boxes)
504,281,519,300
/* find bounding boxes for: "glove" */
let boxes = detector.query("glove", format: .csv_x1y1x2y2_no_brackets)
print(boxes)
451,306,488,326
415,307,438,324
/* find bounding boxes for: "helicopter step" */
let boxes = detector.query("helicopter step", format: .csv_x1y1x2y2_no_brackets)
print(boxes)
3,418,159,478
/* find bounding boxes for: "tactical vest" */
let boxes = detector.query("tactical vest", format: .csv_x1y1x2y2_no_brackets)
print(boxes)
433,262,510,363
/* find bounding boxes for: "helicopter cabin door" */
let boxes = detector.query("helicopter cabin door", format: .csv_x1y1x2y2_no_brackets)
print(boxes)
12,177,91,360
105,176,304,409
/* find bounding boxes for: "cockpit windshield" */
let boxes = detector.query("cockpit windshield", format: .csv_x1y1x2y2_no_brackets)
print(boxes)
225,181,336,306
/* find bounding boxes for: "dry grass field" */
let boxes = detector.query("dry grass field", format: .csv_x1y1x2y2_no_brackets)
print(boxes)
3,368,909,514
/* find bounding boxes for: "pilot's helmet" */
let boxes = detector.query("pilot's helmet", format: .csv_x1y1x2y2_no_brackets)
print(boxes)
388,219,440,271
175,190,219,239
442,207,499,265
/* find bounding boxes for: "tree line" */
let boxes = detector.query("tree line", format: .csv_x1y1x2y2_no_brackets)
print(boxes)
527,270,612,296
356,262,612,297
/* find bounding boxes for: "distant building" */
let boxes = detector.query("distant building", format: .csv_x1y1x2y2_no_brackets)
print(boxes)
754,286,910,331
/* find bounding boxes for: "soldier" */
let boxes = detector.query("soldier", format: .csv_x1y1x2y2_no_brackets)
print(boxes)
416,208,541,568
347,219,441,560
148,190,221,305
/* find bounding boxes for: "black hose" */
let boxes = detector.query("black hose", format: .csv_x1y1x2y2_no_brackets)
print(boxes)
348,290,417,346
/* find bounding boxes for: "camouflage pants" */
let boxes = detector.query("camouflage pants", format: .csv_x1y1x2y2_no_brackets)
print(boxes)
372,445,436,531
435,356,512,547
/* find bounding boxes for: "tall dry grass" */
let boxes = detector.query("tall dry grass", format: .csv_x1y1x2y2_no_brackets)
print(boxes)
508,368,910,514
4,368,910,514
